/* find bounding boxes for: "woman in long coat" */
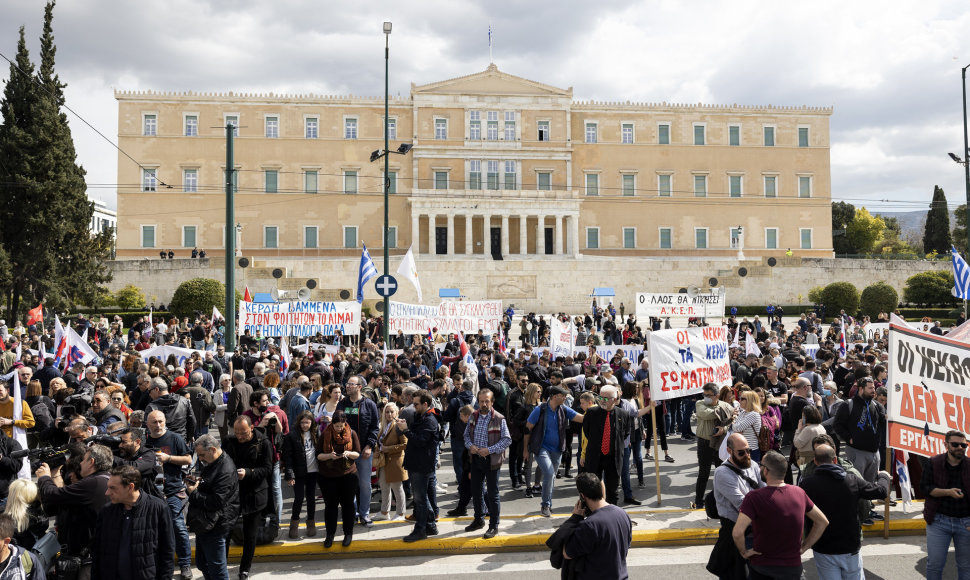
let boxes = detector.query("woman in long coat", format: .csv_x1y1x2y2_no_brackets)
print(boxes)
375,404,408,520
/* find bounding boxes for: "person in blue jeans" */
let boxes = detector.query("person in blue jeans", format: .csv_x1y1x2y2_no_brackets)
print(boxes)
402,391,441,542
336,376,380,528
524,386,584,517
922,429,970,580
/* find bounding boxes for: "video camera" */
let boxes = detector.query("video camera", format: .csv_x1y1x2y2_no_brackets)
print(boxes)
10,434,121,472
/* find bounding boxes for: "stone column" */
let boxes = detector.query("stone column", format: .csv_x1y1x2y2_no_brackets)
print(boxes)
501,215,510,257
411,212,420,253
446,213,455,256
554,214,563,255
569,214,580,257
465,214,473,255
519,215,528,255
483,214,492,255
537,214,546,255
428,213,436,255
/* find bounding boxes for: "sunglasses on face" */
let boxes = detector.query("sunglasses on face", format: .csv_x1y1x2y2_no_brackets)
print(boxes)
595,396,613,403
951,442,968,449
734,449,751,456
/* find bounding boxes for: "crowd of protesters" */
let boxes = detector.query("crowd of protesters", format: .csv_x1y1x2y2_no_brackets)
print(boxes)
0,301,959,579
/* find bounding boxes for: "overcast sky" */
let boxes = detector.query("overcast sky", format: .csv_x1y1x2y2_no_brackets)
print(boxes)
2,0,970,214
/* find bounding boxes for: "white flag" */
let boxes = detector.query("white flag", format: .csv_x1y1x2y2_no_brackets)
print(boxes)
212,305,224,322
11,371,30,480
396,245,422,303
745,330,762,358
730,327,740,349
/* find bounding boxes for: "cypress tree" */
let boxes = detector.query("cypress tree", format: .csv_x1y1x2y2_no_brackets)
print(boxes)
923,185,952,256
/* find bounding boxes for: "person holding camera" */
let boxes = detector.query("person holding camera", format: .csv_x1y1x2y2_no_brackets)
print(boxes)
35,444,113,579
222,416,272,579
186,434,239,580
145,411,194,580
557,472,633,579
92,465,175,580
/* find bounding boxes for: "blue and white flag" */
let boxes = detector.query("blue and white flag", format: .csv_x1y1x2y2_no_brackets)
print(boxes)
952,246,970,300
357,243,379,303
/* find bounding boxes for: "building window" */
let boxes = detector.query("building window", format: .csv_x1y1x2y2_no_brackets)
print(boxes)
434,171,448,190
486,161,499,190
265,116,279,138
585,173,599,196
185,115,198,137
143,114,157,136
585,122,597,144
694,124,706,145
183,225,197,248
693,174,707,197
344,170,358,194
537,120,550,142
695,228,708,249
305,226,318,249
470,111,481,140
141,225,155,248
659,227,672,249
486,111,499,140
142,168,157,192
305,117,318,139
765,228,778,249
345,118,357,140
469,161,482,190
265,170,278,193
387,226,398,249
343,226,357,249
386,118,397,140
504,111,515,141
183,169,198,193
537,172,551,191
621,123,634,144
586,227,600,249
798,176,812,198
622,174,635,196
435,118,447,140
798,127,809,147
800,228,813,249
764,175,777,198
387,172,397,194
224,169,238,193
658,174,672,197
225,114,238,136
305,170,318,193
729,175,742,198
264,226,278,249
623,227,636,249
658,123,670,145
763,126,775,147
504,161,516,189
729,125,740,146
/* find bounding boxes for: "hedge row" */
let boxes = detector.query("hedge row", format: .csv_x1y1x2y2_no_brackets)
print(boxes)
726,305,815,317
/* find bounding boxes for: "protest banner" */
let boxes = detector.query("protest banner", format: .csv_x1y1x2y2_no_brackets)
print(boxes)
239,301,361,337
647,326,731,401
292,343,341,355
862,322,889,341
887,323,970,457
137,345,207,367
635,292,726,319
550,318,575,360
387,300,503,335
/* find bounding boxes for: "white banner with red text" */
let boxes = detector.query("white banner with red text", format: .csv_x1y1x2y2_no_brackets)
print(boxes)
239,301,361,337
386,300,503,335
647,326,731,401
636,292,726,319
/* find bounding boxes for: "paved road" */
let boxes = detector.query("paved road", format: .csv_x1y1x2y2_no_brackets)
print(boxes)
244,537,946,579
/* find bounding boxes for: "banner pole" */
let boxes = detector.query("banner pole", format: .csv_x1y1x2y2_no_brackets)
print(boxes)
651,405,662,506
883,447,892,539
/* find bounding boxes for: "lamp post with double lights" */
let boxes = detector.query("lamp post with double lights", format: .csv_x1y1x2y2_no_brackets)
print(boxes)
948,63,970,257
370,20,413,349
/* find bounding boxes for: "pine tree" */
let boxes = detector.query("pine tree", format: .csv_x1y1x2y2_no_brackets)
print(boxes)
923,185,952,256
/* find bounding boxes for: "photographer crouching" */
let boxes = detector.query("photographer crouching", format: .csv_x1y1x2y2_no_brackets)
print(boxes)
35,444,113,580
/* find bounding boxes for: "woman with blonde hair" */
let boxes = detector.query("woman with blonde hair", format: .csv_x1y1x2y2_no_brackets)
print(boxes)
515,383,542,497
375,403,408,521
3,479,48,549
731,391,763,461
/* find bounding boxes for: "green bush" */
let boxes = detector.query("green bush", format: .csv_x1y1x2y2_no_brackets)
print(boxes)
169,278,241,319
896,307,956,320
903,270,958,307
113,284,147,311
859,282,899,319
820,282,860,317
807,286,825,305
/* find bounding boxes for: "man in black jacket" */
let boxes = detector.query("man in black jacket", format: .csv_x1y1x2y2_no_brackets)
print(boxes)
800,444,890,578
113,427,162,500
401,391,440,543
222,417,272,579
0,427,23,500
187,434,239,580
36,444,112,565
93,465,175,580
834,377,883,484
146,378,196,442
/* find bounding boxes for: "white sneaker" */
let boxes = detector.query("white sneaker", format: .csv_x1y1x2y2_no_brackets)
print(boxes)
436,484,448,494
373,512,389,521
391,513,405,521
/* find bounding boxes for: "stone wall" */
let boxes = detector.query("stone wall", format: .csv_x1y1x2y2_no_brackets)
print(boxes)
106,256,948,312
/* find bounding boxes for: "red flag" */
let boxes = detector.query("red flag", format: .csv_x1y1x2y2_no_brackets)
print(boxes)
243,287,252,302
27,304,43,326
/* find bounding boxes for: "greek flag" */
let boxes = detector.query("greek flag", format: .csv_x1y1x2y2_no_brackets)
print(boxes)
357,243,378,303
952,246,970,300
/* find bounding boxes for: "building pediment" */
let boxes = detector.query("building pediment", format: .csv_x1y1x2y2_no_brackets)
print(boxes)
411,64,572,98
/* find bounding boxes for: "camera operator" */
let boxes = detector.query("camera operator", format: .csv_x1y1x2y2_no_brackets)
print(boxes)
89,391,126,434
36,443,112,578
186,434,239,580
145,379,195,443
144,411,194,580
113,427,163,500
